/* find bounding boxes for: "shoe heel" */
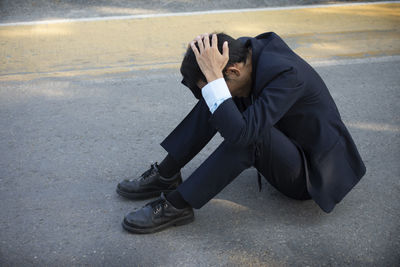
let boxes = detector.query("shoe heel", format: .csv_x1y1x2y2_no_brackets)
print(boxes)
173,216,194,226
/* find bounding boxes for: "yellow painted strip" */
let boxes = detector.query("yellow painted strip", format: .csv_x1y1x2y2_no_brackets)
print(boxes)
0,3,399,81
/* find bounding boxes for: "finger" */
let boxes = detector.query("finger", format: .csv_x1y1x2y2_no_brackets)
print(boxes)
222,41,229,58
190,35,202,48
192,35,200,42
203,34,210,49
190,41,200,57
211,33,218,49
196,36,204,53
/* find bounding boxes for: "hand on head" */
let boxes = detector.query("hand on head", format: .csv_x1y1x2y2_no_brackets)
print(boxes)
190,33,229,83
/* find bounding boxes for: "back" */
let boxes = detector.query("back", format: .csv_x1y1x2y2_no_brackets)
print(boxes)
248,32,366,212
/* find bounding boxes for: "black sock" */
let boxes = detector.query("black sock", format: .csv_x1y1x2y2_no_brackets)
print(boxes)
166,190,189,209
158,154,181,178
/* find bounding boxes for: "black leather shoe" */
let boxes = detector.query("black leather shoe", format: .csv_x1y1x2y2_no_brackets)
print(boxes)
116,163,182,200
122,193,194,234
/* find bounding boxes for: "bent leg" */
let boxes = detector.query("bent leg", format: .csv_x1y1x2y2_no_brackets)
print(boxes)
177,141,255,209
160,98,217,168
255,127,311,200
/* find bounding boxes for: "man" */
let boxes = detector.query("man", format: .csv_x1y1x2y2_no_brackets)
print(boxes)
117,32,366,234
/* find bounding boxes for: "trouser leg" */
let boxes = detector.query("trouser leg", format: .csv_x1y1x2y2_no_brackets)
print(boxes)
160,98,217,168
177,141,256,209
178,126,310,209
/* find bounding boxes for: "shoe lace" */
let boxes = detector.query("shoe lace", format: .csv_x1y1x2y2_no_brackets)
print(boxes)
149,198,169,215
139,163,158,181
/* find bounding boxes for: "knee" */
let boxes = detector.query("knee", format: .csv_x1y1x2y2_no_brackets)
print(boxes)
219,140,256,167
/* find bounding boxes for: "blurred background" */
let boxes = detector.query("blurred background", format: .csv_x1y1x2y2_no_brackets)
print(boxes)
0,0,390,23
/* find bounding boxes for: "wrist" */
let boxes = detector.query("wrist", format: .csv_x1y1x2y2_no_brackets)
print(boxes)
205,71,223,83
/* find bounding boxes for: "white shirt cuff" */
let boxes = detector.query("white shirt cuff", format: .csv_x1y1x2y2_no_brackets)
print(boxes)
201,78,232,113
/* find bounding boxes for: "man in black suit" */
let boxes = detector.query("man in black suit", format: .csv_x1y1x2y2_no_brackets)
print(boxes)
117,32,366,234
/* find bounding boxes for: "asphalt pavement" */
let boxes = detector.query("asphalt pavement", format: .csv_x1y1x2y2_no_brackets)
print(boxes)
0,1,399,266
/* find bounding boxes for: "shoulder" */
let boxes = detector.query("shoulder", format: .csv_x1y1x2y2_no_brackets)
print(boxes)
238,32,279,46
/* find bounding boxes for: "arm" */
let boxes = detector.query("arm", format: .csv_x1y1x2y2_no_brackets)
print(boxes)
191,34,304,145
190,33,232,113
209,67,304,146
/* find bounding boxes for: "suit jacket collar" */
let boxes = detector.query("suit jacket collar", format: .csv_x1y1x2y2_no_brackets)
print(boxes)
239,32,294,96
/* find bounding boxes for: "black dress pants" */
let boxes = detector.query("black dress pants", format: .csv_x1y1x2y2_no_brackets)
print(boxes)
161,98,310,209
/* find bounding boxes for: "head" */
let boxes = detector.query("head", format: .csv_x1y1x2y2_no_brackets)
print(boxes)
180,33,252,98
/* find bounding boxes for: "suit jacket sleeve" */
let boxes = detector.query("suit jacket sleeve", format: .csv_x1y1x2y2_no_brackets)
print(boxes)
209,67,304,146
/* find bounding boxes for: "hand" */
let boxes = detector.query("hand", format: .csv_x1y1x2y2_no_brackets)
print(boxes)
190,33,229,83
191,33,209,43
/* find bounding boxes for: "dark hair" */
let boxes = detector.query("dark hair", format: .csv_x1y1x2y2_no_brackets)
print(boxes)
180,33,249,99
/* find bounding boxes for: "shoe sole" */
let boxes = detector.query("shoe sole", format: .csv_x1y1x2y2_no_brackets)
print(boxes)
116,187,175,200
121,213,195,234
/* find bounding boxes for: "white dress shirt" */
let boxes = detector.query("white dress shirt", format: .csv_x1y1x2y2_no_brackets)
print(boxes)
201,78,232,113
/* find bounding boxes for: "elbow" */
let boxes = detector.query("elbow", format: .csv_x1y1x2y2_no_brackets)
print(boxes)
222,126,254,147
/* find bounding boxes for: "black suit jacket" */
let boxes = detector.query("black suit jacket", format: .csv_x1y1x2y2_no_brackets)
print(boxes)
209,32,366,213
